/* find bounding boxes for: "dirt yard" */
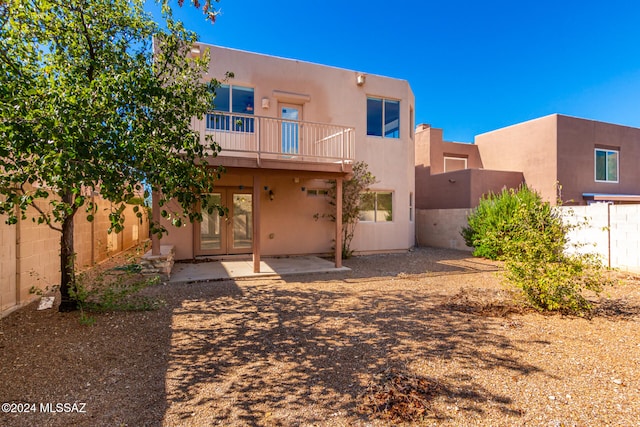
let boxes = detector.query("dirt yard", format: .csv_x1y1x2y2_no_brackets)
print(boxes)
1,247,639,426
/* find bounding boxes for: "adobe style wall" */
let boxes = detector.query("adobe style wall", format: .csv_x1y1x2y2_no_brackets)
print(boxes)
415,124,523,209
416,168,524,209
163,44,416,258
475,114,560,204
555,115,640,204
474,114,640,205
415,124,483,174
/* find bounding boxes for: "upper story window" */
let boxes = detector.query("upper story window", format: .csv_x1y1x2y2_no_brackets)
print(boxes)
367,97,400,138
595,148,618,183
207,84,255,132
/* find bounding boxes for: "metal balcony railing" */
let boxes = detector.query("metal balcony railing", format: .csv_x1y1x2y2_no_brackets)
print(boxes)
192,112,355,167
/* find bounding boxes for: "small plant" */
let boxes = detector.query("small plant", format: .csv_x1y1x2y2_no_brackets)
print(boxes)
319,161,376,259
68,267,163,324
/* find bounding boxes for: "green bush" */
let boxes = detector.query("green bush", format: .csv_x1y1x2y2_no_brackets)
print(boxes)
69,267,163,325
463,185,611,314
461,185,553,260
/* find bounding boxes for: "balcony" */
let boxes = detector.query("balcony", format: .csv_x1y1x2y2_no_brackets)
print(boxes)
192,112,355,173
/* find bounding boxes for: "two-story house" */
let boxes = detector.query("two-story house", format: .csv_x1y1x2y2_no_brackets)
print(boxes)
154,44,416,271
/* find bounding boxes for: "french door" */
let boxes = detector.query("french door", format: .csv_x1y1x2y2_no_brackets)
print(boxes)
195,189,253,255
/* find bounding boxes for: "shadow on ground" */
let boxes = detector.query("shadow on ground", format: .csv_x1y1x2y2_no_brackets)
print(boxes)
160,249,543,426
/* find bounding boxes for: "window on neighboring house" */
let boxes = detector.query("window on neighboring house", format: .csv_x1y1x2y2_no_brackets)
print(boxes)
359,191,393,222
444,156,468,172
367,97,400,138
207,84,255,132
595,148,618,182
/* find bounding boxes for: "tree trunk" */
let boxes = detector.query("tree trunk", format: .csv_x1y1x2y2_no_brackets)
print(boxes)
58,192,78,312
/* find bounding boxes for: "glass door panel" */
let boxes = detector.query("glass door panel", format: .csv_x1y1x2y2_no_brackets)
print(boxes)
280,105,300,154
198,193,223,253
232,193,252,250
195,190,253,255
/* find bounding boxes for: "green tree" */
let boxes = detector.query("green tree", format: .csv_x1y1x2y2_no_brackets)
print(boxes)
0,0,223,311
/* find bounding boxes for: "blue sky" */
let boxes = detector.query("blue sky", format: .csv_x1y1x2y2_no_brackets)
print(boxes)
146,0,640,142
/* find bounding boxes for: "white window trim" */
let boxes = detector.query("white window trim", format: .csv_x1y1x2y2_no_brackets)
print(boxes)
443,156,468,172
594,148,619,183
367,97,400,139
359,191,394,223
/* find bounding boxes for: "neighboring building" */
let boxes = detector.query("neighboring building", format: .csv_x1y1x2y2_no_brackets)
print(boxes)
416,114,640,209
476,114,640,205
156,44,416,268
414,124,524,209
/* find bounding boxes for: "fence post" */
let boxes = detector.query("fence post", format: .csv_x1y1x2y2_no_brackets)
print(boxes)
607,203,611,269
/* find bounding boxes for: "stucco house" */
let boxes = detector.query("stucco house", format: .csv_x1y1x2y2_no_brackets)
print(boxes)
416,114,640,209
153,44,416,271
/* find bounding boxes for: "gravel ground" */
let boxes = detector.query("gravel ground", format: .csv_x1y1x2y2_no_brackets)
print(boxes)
1,247,639,426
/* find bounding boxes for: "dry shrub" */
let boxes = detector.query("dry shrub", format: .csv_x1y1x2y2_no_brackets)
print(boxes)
358,368,440,423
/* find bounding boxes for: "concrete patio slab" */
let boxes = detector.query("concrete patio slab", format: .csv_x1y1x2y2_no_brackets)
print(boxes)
167,255,350,284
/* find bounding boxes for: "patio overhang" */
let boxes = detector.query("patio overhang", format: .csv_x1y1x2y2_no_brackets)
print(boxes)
206,156,353,175
582,193,640,203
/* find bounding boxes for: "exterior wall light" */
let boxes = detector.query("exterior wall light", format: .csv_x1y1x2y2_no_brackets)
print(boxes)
262,97,270,109
356,73,366,86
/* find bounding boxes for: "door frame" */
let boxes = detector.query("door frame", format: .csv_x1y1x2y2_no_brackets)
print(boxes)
279,102,303,154
194,188,253,256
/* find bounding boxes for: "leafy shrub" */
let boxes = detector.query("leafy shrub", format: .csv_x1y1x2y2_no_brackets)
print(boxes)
504,253,607,313
462,185,551,260
69,267,163,324
463,185,611,314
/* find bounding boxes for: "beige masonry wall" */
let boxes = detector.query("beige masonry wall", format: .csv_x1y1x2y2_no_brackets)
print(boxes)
416,205,640,273
415,209,472,251
1,195,149,317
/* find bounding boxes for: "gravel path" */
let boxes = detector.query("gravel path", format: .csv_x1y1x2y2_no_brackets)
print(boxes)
1,247,639,426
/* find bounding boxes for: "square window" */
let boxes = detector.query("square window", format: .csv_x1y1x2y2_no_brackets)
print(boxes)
359,191,393,222
595,148,619,183
207,85,254,133
367,97,399,139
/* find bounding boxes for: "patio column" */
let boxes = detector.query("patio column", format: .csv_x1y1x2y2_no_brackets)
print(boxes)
252,174,261,273
151,189,160,256
335,177,342,268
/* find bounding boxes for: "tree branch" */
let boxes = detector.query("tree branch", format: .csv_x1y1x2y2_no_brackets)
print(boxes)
19,183,63,233
76,3,96,82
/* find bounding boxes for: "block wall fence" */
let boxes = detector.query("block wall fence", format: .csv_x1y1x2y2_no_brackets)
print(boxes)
1,195,149,317
416,204,640,273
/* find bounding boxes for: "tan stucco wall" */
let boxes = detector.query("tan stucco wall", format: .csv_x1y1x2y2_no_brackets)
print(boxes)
164,44,416,258
416,168,524,209
555,115,640,204
475,114,640,205
160,173,337,260
415,124,482,174
475,114,559,204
